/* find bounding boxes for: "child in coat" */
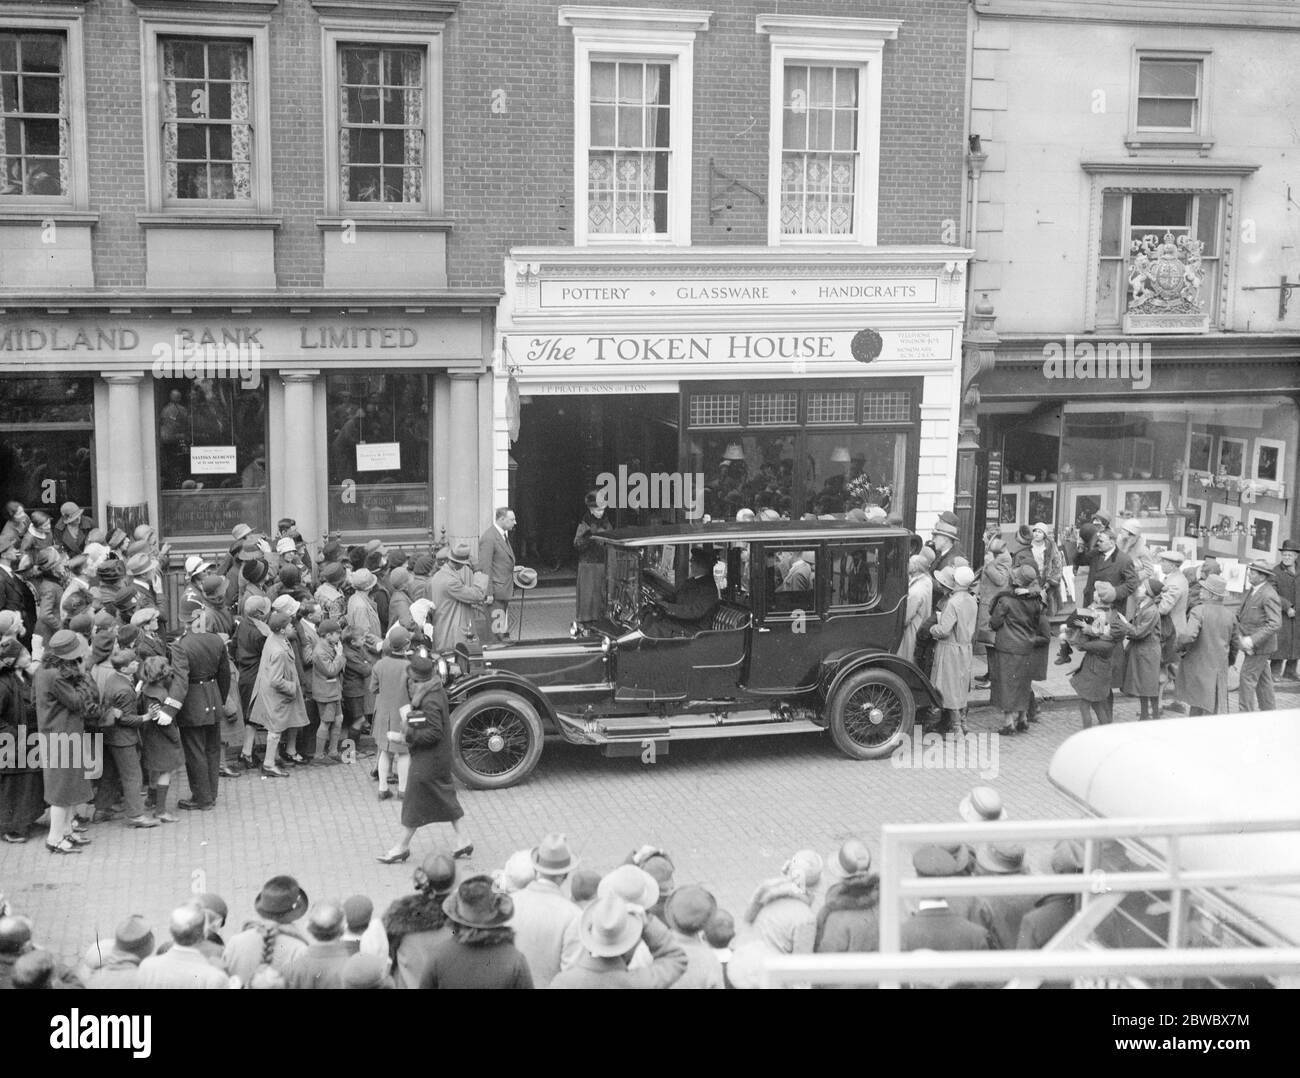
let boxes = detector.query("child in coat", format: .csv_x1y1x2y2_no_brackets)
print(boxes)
312,619,347,763
341,624,374,741
138,655,184,822
368,625,412,801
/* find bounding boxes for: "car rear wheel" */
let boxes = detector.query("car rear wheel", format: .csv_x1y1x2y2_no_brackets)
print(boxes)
450,691,544,790
827,668,915,760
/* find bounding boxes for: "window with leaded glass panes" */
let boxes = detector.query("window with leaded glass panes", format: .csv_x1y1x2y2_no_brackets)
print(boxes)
339,44,425,206
0,31,68,197
780,64,859,237
160,38,252,201
1096,190,1222,328
587,59,671,236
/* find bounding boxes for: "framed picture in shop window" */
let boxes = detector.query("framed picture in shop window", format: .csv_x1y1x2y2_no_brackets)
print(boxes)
1183,497,1208,537
1116,483,1169,520
1253,438,1285,486
1208,502,1242,556
1024,483,1056,527
1217,436,1247,479
1247,510,1281,562
1188,431,1213,474
1065,484,1107,528
999,485,1022,526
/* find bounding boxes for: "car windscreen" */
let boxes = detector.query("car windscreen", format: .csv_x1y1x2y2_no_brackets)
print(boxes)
606,545,641,621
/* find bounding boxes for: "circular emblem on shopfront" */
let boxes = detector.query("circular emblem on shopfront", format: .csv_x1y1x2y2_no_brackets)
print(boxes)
851,328,884,364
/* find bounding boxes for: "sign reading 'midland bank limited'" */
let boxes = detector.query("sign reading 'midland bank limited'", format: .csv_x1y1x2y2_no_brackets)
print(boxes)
507,328,955,367
538,277,938,309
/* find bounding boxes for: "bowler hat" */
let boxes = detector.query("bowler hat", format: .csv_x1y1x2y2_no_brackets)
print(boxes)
664,885,717,935
1282,539,1300,554
597,864,659,910
442,875,514,929
975,842,1026,875
513,566,538,590
826,838,874,880
46,629,90,662
254,876,309,923
958,786,1006,823
579,893,643,958
448,542,473,566
531,833,579,877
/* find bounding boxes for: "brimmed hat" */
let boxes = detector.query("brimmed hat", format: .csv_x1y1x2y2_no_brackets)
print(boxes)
200,575,227,602
931,521,959,541
275,536,296,556
254,876,309,923
442,876,514,929
271,594,300,618
241,559,268,586
531,833,579,877
45,629,90,662
124,553,152,577
513,566,538,590
1248,560,1275,576
597,864,660,910
1281,539,1300,554
959,786,1006,823
1029,522,1049,536
934,566,957,592
1117,518,1142,537
1202,574,1227,598
952,566,976,591
1158,549,1185,564
130,607,160,627
184,555,214,578
243,595,271,619
348,568,376,592
826,838,874,880
364,538,387,557
231,523,252,542
237,539,263,562
1091,509,1112,526
913,845,960,878
975,842,1026,875
434,546,451,562
33,547,62,573
448,542,473,566
664,885,716,935
579,894,643,958
321,561,347,586
385,624,412,651
59,501,83,523
106,527,129,549
113,915,155,959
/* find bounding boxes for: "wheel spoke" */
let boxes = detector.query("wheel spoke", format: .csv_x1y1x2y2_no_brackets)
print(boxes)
458,706,533,776
842,683,905,747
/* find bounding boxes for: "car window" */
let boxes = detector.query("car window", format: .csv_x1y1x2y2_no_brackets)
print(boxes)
766,545,816,614
827,542,884,609
716,542,751,603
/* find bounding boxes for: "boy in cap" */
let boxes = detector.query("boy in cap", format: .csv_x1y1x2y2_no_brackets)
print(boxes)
311,618,346,764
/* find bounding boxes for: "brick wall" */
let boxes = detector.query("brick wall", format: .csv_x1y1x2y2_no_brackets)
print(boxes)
48,0,968,293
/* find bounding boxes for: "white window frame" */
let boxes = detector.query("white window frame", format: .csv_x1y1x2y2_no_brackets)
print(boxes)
758,15,900,246
1126,49,1213,155
560,7,712,247
138,12,273,214
0,11,90,211
320,19,444,218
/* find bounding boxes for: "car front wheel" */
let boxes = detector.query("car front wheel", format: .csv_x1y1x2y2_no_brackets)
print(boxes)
450,690,544,790
827,668,915,760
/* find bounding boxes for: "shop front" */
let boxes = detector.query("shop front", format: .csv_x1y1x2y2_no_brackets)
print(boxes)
495,247,970,564
0,300,494,552
976,337,1300,579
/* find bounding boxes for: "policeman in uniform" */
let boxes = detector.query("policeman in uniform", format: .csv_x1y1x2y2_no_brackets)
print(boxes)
160,598,232,811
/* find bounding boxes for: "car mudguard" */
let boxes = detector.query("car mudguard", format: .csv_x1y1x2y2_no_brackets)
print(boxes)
818,650,943,710
447,670,561,732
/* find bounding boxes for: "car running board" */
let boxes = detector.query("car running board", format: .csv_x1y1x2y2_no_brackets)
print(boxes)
552,709,823,749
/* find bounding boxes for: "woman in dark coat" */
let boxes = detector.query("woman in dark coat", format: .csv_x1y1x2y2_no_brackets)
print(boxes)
377,655,472,863
574,493,614,626
1120,577,1163,720
34,629,98,853
0,639,44,843
988,564,1052,734
1271,541,1300,680
1068,581,1125,729
234,595,272,768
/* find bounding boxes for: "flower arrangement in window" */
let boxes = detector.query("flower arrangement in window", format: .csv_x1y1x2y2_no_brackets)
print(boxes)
846,473,893,511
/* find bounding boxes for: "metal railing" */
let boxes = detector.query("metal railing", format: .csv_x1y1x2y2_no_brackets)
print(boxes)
761,815,1300,988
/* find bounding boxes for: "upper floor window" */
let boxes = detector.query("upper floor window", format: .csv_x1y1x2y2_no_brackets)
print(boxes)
758,14,900,245
1126,50,1212,154
0,30,67,197
560,6,709,245
160,37,252,201
140,16,272,214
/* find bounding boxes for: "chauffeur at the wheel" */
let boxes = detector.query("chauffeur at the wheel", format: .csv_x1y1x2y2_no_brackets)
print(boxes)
643,548,720,637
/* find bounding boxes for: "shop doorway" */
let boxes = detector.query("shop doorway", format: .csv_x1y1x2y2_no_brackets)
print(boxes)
511,394,678,570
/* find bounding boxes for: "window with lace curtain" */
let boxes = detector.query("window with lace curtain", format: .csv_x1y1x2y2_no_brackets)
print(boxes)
779,63,861,238
338,44,425,206
160,37,252,202
587,60,670,237
0,30,68,198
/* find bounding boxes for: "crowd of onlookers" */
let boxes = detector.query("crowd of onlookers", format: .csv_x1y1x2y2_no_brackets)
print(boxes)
0,789,1089,989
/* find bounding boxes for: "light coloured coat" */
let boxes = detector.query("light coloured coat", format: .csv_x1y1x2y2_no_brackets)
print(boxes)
1176,601,1241,712
249,631,309,733
430,564,489,650
930,589,977,709
507,877,583,988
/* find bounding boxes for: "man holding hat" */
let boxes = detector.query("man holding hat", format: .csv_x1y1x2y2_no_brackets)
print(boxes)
478,507,518,642
1057,528,1139,667
52,502,94,557
430,543,489,651
160,598,232,810
551,891,688,989
1236,560,1281,712
508,833,583,987
1272,539,1300,680
1176,575,1240,715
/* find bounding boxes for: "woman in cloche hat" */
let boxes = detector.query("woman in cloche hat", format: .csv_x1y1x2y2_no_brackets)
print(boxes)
34,629,98,854
417,875,533,989
574,490,614,629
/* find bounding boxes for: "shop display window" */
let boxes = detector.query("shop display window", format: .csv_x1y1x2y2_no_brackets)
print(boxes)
326,372,430,533
0,375,94,513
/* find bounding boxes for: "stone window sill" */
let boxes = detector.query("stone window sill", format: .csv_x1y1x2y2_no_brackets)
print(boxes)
316,216,454,232
0,209,99,225
137,214,283,229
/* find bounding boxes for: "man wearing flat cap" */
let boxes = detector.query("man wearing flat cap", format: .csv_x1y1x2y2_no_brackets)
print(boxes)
1236,560,1281,713
161,599,232,810
900,846,993,983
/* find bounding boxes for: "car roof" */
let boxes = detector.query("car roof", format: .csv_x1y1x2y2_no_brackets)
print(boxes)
595,521,915,548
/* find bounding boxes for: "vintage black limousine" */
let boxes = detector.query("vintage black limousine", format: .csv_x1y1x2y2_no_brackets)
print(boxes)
441,521,941,789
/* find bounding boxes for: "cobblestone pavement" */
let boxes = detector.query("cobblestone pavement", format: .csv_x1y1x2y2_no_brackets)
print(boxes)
5,587,1298,967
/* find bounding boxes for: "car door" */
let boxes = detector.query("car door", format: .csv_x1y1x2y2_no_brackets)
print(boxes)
746,542,823,692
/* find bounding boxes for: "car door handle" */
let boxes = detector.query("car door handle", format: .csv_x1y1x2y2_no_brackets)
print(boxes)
757,627,771,633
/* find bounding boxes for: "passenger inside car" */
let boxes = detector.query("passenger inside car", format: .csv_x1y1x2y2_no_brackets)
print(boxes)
643,547,720,637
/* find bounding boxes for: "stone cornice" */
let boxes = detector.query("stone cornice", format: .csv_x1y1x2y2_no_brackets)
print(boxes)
129,0,281,14
309,0,459,21
0,290,501,313
1081,160,1261,176
974,0,1300,31
557,5,711,33
508,245,973,270
755,14,902,42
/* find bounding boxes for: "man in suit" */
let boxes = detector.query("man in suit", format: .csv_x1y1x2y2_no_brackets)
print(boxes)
1057,529,1139,666
900,845,992,988
160,599,232,810
652,548,719,633
478,507,517,642
0,538,35,650
136,904,229,989
1237,560,1281,713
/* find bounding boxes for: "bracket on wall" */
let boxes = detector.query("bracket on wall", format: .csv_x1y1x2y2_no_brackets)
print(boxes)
1242,275,1300,319
708,159,764,227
